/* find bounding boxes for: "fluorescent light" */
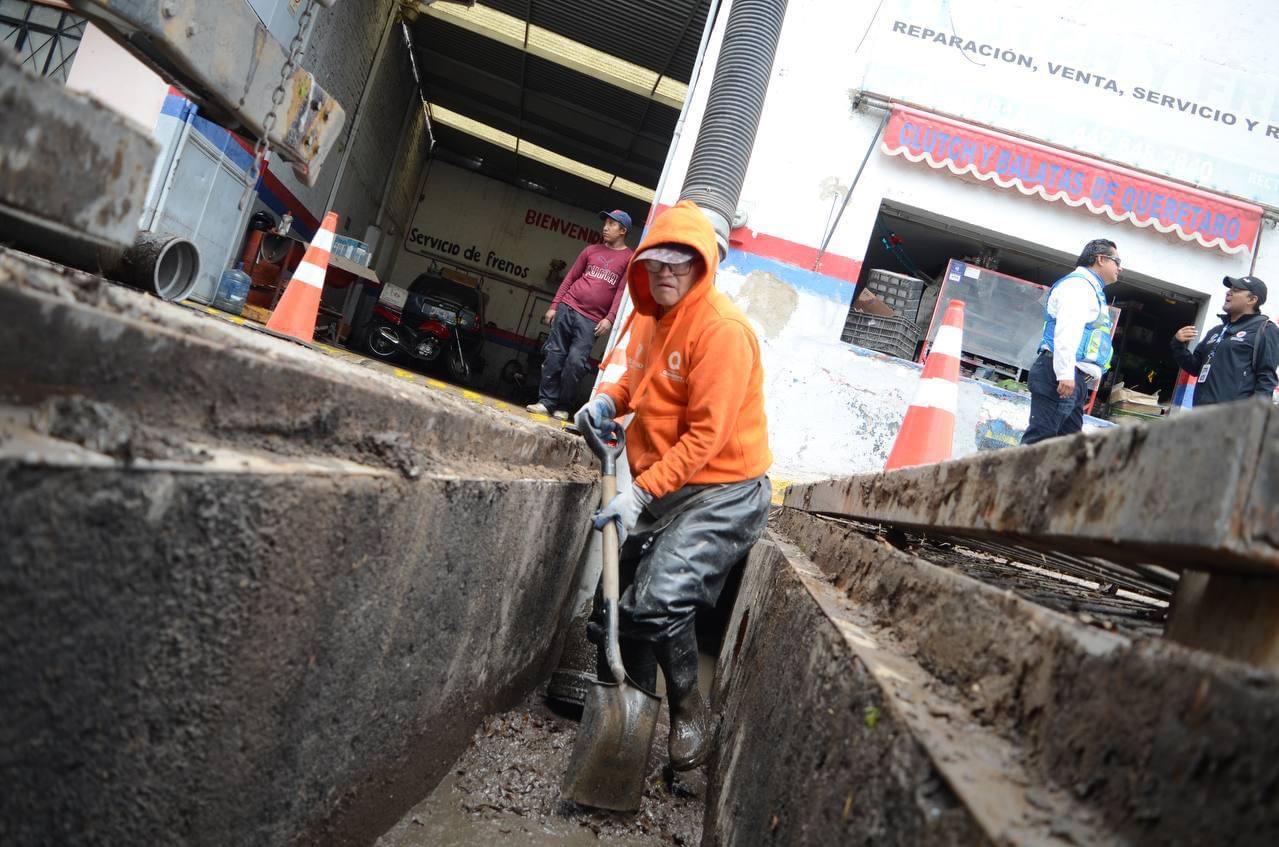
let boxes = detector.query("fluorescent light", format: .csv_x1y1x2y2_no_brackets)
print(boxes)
610,177,656,203
428,102,656,202
519,139,613,186
421,2,686,108
429,104,516,151
653,76,689,105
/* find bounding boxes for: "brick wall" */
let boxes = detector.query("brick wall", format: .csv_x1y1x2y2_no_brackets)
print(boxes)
269,0,432,284
374,82,431,284
272,0,399,225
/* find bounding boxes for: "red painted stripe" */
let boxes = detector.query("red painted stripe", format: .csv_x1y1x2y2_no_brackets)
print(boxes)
649,203,863,283
727,228,862,283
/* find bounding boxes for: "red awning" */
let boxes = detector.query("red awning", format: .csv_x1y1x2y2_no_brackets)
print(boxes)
881,106,1262,255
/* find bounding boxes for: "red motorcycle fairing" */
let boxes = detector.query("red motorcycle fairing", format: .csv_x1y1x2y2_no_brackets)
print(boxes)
415,318,451,338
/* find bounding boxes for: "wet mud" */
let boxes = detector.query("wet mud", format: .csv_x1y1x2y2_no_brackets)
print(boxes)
377,690,704,847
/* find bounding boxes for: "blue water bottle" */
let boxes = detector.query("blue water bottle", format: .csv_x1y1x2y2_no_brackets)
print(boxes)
213,264,251,316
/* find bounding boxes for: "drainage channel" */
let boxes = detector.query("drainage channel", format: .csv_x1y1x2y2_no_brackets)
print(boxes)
375,660,719,847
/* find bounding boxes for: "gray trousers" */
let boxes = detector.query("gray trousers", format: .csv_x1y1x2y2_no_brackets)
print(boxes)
591,476,773,643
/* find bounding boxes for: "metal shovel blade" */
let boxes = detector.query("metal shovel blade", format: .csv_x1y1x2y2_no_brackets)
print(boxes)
561,677,660,811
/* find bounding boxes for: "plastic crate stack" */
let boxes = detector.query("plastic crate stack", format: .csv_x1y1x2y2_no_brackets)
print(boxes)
840,269,927,360
841,312,920,360
865,269,926,321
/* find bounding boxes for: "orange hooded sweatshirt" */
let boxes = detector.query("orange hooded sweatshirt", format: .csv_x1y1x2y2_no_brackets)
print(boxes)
599,200,772,498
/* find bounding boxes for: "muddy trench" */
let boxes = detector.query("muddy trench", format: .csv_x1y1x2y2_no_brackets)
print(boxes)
373,656,720,847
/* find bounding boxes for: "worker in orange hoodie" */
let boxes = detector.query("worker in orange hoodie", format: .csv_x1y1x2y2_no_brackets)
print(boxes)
578,200,772,771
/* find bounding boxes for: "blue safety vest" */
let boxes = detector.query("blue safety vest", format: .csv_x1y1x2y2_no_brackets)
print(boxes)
1039,267,1113,372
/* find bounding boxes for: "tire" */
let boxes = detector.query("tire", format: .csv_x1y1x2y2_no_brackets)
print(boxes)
446,348,473,384
367,322,401,359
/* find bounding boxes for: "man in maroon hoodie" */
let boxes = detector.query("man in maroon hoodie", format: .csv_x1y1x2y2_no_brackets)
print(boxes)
526,210,634,420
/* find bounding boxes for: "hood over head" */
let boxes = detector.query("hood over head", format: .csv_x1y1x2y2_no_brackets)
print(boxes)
626,200,720,317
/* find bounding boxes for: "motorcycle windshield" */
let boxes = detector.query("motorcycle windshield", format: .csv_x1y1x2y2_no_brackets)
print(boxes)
407,274,483,328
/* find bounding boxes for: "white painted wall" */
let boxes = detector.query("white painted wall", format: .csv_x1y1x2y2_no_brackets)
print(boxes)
669,0,1265,310
860,0,1279,208
648,0,1276,480
394,161,624,290
387,162,632,392
63,24,168,135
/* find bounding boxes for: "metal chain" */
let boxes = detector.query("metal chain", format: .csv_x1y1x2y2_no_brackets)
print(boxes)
239,0,320,211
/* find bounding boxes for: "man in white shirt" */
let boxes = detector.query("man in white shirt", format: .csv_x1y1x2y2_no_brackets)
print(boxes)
1021,239,1119,445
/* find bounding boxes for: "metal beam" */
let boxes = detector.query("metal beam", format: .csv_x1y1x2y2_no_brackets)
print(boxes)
783,400,1279,576
66,0,346,185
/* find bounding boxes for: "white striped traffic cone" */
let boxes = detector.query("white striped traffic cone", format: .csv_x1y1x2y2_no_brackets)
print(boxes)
594,327,631,396
885,300,965,470
266,211,337,342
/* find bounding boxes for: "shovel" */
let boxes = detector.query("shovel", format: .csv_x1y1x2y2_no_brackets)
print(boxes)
561,409,661,812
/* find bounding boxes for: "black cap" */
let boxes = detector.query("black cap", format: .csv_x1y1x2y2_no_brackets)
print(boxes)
1224,275,1267,306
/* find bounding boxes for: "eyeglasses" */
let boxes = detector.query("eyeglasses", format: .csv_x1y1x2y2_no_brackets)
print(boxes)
642,259,694,276
1102,254,1122,268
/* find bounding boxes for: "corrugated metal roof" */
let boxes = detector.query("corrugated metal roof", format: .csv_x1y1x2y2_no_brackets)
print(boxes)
408,0,714,217
430,125,644,219
484,0,711,82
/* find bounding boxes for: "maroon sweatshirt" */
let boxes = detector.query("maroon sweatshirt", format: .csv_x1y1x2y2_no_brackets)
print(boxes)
551,243,633,324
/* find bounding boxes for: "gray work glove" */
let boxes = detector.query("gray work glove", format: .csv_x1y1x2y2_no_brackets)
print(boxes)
576,394,616,434
592,482,653,547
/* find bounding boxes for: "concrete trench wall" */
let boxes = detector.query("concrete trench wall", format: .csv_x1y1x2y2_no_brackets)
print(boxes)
705,533,989,846
706,508,1279,845
0,251,599,846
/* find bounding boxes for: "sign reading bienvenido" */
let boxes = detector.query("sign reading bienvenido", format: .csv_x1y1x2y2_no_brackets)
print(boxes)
403,162,615,289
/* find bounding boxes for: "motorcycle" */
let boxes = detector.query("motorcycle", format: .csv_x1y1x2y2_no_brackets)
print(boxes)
365,272,486,383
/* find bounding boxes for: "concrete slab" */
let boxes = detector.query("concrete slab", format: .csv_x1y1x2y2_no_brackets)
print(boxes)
782,401,1279,575
707,507,1279,845
0,49,158,258
0,248,592,478
0,251,604,845
709,527,1103,846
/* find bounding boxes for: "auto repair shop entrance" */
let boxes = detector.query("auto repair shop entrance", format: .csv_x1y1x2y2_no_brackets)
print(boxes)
845,202,1206,420
357,1,714,407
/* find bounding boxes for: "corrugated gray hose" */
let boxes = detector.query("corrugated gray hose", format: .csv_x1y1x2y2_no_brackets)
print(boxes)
679,0,789,256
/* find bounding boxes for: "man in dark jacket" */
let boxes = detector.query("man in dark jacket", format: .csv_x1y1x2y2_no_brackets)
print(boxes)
1171,275,1279,407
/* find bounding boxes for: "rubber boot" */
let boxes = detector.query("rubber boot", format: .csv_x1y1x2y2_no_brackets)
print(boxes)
653,627,710,771
594,636,658,693
621,637,658,694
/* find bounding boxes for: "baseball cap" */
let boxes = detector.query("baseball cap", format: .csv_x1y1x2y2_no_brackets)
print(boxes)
599,209,632,230
1224,275,1267,306
636,244,698,264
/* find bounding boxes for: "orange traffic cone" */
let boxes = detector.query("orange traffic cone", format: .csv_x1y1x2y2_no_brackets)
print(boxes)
594,326,631,396
266,211,337,342
885,300,965,471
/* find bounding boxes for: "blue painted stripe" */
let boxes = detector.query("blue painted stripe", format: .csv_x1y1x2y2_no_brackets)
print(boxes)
721,249,854,305
160,92,253,172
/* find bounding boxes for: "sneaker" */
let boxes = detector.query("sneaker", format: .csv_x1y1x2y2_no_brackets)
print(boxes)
526,402,550,415
552,410,569,421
